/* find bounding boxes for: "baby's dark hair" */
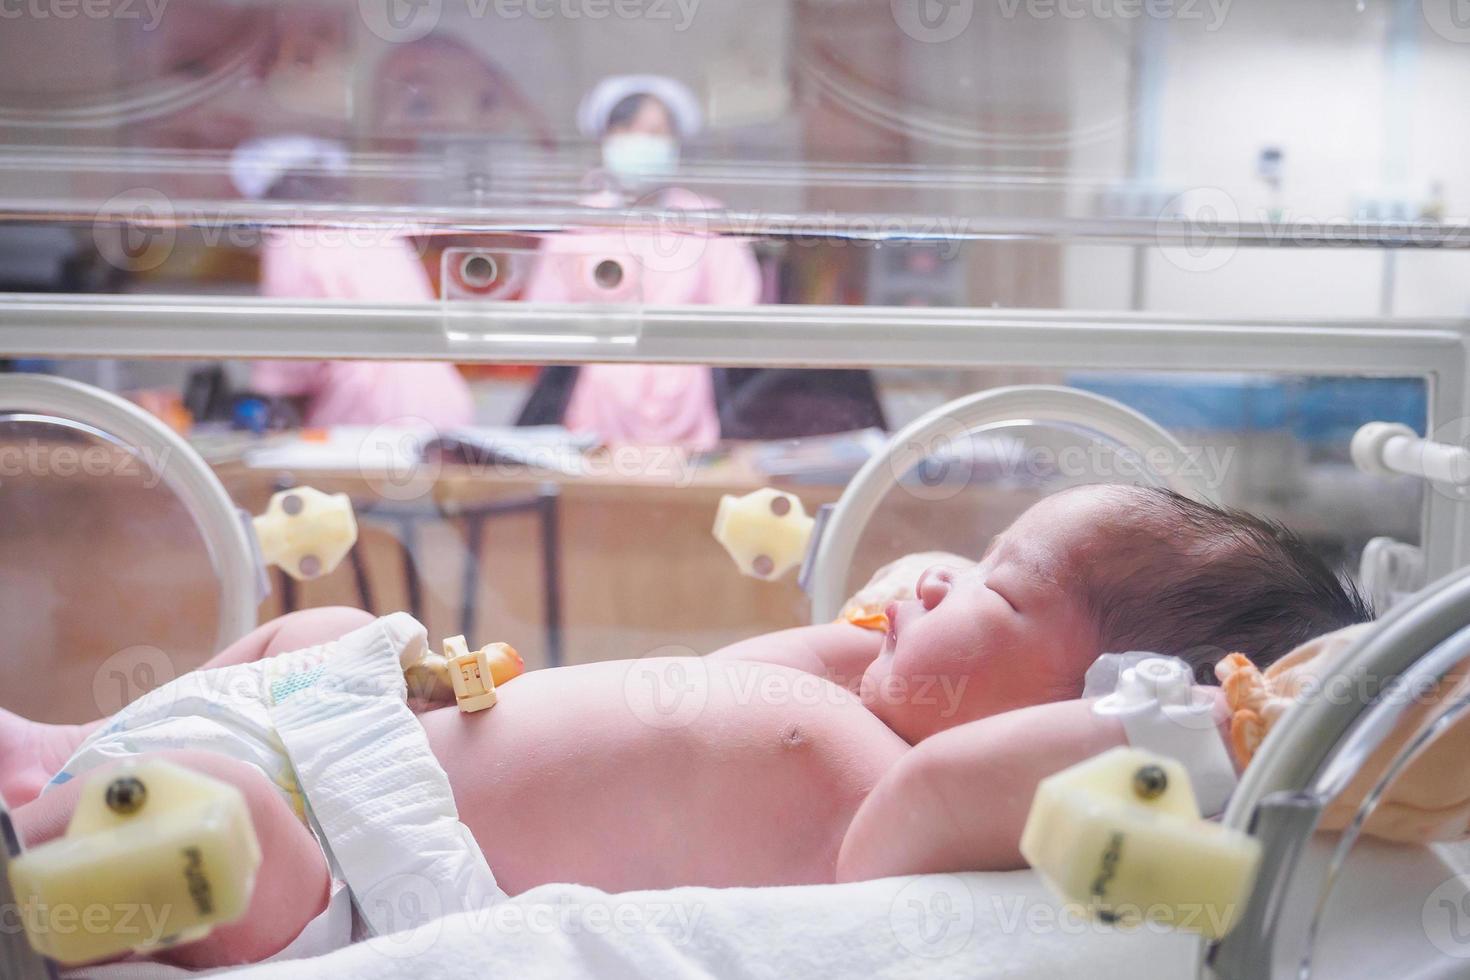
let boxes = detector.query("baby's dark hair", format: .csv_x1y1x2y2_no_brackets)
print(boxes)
1083,485,1373,682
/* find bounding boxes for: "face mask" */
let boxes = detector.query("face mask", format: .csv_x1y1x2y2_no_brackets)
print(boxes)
601,132,680,183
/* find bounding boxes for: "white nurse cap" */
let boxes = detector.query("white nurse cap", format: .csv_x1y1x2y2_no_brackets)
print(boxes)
576,75,703,140
229,135,350,200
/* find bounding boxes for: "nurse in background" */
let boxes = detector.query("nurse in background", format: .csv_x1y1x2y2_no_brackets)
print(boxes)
516,76,761,451
231,136,474,430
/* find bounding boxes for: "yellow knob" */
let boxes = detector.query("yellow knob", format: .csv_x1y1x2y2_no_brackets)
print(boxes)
9,760,262,965
1020,747,1260,941
252,486,358,581
712,488,815,581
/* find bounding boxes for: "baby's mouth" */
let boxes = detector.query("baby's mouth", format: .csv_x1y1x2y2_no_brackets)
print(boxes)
883,601,901,651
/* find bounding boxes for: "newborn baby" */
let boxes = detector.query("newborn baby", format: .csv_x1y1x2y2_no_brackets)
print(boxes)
2,485,1370,970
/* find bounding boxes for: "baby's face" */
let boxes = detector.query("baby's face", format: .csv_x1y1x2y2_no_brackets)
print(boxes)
861,487,1120,743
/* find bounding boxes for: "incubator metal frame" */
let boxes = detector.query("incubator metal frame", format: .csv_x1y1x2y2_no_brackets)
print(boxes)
1209,563,1470,978
0,795,56,980
3,296,1466,576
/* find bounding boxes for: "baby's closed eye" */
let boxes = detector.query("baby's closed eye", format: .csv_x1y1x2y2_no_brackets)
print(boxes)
979,570,1024,612
989,584,1020,612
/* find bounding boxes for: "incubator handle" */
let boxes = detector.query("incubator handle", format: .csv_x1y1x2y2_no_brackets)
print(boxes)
1352,422,1470,486
251,485,359,581
7,760,263,966
1021,747,1261,942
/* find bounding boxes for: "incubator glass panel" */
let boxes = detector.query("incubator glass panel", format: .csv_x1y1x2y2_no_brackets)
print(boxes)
2,0,1469,261
0,359,1429,719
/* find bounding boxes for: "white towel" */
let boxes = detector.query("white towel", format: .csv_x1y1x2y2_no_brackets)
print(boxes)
225,871,1198,980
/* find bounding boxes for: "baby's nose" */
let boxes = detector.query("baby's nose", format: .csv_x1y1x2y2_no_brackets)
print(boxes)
916,567,953,609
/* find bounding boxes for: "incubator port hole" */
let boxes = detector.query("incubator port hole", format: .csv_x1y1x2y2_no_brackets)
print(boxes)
594,259,624,290
459,254,500,291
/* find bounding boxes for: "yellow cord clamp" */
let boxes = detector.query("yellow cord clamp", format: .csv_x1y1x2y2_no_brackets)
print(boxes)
401,635,525,710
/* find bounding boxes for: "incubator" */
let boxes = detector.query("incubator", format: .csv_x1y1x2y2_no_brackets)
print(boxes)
3,1,1470,977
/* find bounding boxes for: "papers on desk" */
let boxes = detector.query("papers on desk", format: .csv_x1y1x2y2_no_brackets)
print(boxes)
244,425,425,471
742,427,1039,489
422,426,599,476
238,423,1033,490
242,424,598,477
747,428,889,483
188,426,284,465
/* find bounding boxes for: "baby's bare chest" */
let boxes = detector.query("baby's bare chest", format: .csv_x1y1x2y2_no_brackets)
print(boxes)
424,659,908,893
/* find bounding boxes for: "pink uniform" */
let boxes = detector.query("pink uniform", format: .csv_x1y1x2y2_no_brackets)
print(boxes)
522,189,761,450
251,234,475,430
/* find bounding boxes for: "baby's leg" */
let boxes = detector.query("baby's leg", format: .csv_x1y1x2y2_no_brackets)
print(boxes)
0,711,93,810
0,607,374,808
11,749,331,970
199,606,376,670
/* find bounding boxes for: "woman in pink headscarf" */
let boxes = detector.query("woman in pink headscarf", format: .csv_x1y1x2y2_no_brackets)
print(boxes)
234,136,475,430
518,76,762,451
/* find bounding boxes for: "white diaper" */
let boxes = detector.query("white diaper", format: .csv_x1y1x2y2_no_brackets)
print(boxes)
46,612,502,973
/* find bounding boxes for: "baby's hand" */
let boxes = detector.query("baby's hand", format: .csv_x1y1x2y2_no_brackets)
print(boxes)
1214,624,1371,767
1220,623,1470,845
838,551,974,630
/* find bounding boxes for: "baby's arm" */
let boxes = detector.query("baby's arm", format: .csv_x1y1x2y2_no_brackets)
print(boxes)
836,698,1126,879
12,749,330,969
706,623,883,692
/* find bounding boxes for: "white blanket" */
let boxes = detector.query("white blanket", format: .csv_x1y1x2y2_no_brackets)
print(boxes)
227,871,1198,980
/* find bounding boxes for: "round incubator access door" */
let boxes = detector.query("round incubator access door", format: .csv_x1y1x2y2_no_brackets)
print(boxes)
807,385,1214,623
0,375,259,724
